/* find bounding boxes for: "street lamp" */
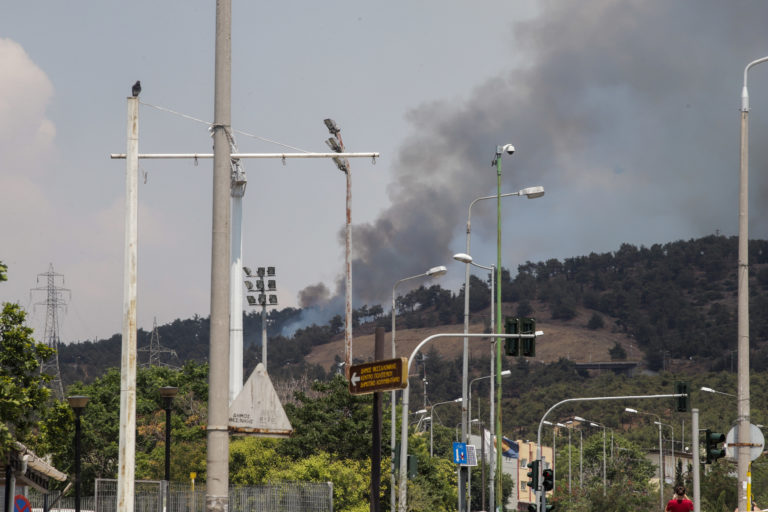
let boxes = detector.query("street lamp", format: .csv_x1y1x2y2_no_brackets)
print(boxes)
491,144,545,512
429,398,462,457
390,265,447,512
738,56,768,512
67,395,90,512
625,407,664,510
159,386,177,512
467,366,510,508
701,386,737,398
454,251,498,511
586,421,607,495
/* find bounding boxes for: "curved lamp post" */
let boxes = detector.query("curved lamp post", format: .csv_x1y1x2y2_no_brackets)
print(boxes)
738,56,768,512
429,398,462,456
67,395,90,512
626,407,664,510
459,181,544,508
390,265,446,512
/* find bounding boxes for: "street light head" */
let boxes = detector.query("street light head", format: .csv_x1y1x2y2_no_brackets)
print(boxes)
67,395,90,410
574,416,586,422
700,386,715,393
543,420,553,426
454,398,463,403
501,370,512,376
158,386,179,399
625,408,638,413
519,186,545,199
502,144,515,155
590,422,599,427
426,265,448,278
325,138,342,153
556,423,567,428
453,253,473,264
323,118,340,135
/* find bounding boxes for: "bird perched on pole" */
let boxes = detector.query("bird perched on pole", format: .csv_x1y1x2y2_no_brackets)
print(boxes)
132,81,141,97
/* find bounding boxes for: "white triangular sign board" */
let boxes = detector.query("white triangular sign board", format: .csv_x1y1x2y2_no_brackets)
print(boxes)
228,363,293,437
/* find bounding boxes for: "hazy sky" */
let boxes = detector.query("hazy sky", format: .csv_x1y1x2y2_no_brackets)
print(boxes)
2,1,768,343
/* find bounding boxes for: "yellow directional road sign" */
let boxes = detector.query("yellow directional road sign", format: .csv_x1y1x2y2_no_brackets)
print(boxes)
348,357,408,395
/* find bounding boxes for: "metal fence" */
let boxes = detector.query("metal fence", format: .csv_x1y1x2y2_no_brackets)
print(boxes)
11,480,332,512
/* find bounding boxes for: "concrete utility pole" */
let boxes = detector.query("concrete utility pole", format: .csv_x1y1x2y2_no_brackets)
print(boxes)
206,1,232,511
692,408,700,512
737,55,768,512
117,91,139,512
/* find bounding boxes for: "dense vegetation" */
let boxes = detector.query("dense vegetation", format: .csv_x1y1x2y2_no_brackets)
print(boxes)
9,234,768,510
57,234,768,385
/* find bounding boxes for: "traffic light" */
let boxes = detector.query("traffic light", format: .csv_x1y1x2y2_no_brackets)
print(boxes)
521,317,536,357
527,504,554,511
526,460,540,490
505,317,520,356
705,429,726,464
675,381,690,412
542,468,554,491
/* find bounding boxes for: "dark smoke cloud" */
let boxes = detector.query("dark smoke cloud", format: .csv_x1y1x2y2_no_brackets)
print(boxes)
298,282,331,308
299,0,768,325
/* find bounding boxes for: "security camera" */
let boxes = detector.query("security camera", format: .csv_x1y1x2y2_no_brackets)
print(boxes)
502,144,515,155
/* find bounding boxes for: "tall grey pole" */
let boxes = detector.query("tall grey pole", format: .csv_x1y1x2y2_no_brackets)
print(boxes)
488,269,496,509
692,408,700,512
738,56,768,512
117,94,139,512
658,422,664,511
261,301,267,369
568,427,573,493
390,291,397,512
206,1,231,511
579,430,583,487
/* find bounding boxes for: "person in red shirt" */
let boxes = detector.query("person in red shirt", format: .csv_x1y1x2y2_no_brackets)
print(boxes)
666,485,694,512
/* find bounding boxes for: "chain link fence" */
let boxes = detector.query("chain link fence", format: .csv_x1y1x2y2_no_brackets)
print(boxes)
10,480,332,512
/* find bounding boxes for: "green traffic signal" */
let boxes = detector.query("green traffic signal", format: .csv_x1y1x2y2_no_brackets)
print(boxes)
521,317,536,357
675,381,690,412
505,317,520,356
527,460,540,490
705,429,726,464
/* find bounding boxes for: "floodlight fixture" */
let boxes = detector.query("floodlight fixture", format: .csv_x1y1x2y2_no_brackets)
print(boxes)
267,280,276,291
258,294,266,305
243,266,253,276
325,138,343,153
332,156,349,173
269,295,278,305
246,295,257,306
257,267,266,277
244,281,254,291
256,281,264,291
324,118,340,135
267,267,276,276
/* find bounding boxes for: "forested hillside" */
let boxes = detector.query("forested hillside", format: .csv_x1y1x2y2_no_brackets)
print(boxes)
58,234,768,384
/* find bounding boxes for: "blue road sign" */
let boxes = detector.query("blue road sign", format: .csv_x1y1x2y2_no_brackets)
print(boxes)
453,442,468,464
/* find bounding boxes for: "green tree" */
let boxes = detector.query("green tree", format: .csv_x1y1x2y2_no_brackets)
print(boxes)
0,295,54,457
278,374,372,460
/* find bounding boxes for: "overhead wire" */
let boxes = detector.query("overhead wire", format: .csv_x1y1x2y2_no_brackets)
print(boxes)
139,101,313,153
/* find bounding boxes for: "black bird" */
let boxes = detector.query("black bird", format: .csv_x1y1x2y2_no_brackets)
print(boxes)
131,80,141,97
